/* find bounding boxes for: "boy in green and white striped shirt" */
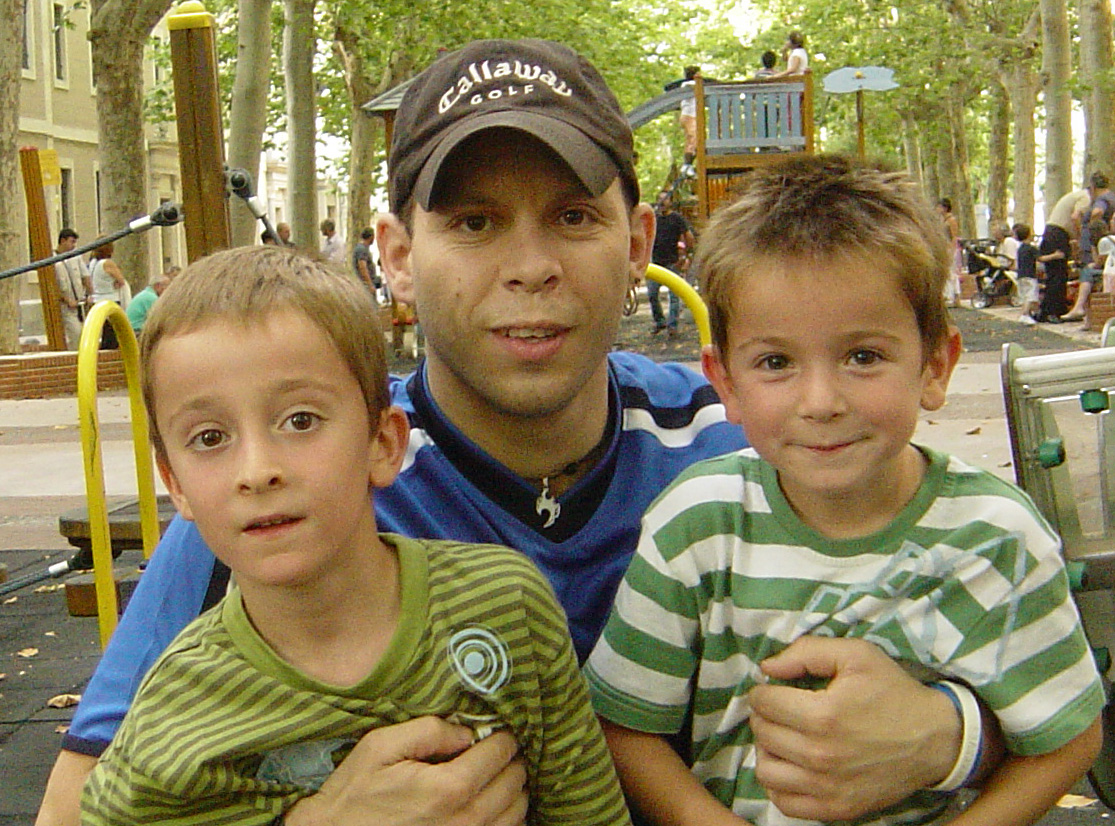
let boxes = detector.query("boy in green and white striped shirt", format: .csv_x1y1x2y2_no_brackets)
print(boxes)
585,156,1103,826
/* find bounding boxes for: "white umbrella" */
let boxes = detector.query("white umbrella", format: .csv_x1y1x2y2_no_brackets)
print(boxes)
823,67,900,158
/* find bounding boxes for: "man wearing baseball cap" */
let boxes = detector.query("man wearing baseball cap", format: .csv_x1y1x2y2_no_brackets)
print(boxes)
40,39,979,826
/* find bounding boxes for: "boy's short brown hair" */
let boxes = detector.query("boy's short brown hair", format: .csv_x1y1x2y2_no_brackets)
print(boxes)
696,155,951,359
140,246,389,459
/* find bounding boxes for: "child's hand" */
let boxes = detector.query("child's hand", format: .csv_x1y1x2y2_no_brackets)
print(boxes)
748,637,962,822
284,716,527,826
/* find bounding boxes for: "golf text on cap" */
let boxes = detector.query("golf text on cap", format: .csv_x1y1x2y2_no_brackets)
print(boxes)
439,60,573,114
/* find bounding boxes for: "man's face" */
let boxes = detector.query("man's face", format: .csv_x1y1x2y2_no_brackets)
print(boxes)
277,224,291,242
657,192,672,212
58,236,77,253
381,130,653,426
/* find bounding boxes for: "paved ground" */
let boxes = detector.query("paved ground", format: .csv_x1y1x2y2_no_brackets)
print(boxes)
0,298,1112,824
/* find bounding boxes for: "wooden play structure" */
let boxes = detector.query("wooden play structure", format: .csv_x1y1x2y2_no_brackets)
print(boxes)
692,74,815,219
626,73,815,222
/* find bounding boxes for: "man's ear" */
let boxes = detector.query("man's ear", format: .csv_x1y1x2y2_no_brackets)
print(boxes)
375,213,415,305
368,405,410,490
701,344,745,426
921,326,963,412
157,454,195,522
629,203,655,281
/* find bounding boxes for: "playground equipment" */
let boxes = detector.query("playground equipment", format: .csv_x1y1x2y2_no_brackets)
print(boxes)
691,74,814,220
1001,322,1115,804
627,74,815,221
645,263,710,347
75,302,161,648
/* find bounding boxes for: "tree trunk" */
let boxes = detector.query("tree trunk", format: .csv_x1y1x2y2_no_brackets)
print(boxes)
923,145,941,205
1009,60,1039,227
902,116,922,189
1079,0,1115,179
283,0,317,251
0,0,26,353
946,90,977,238
228,0,273,248
1041,0,1074,208
89,0,175,292
333,27,379,250
986,78,1011,229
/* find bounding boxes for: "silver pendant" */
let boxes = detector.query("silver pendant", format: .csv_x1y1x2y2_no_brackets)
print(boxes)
535,477,561,528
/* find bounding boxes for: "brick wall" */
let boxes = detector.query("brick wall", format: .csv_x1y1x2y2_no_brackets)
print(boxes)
0,350,129,400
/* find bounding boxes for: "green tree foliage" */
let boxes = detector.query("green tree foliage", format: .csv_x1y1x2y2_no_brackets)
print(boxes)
144,0,1113,234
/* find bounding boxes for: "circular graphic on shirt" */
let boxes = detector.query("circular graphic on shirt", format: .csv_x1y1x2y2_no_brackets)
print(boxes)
448,626,511,695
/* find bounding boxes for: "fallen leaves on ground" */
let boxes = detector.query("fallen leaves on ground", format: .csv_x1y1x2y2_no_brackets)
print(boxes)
965,426,982,436
47,693,81,708
1057,793,1096,809
17,647,39,658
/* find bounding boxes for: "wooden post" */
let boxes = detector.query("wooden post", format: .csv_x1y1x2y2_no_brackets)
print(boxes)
802,73,815,155
855,89,866,159
19,147,66,351
167,1,230,263
695,75,709,220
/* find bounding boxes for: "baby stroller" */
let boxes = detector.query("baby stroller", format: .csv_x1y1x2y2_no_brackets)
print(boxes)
963,239,1021,309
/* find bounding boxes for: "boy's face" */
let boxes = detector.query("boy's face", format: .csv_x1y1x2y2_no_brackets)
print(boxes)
151,309,406,591
703,256,960,533
378,129,654,425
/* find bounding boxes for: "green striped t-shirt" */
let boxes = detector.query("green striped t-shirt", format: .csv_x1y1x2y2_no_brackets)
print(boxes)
585,447,1103,826
82,535,630,826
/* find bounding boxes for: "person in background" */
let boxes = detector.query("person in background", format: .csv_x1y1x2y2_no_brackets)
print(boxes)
320,219,345,263
53,228,91,350
755,50,777,78
1062,214,1111,323
649,190,695,338
88,241,129,350
667,65,701,177
261,230,279,245
992,221,1019,268
1014,222,1041,325
37,37,990,826
125,266,178,333
1036,187,1090,323
766,30,808,79
1074,172,1115,311
587,155,1103,826
276,222,294,247
352,227,380,294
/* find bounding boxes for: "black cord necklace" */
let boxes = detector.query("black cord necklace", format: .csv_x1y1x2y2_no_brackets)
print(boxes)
532,431,610,529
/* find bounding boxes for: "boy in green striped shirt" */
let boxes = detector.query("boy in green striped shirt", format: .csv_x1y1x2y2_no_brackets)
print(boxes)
80,246,629,826
585,156,1103,826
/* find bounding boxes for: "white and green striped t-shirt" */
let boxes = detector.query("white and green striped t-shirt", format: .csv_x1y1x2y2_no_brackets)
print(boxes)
586,447,1103,826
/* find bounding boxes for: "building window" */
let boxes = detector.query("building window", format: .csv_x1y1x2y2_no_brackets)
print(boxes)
60,168,74,231
22,3,32,72
53,4,67,82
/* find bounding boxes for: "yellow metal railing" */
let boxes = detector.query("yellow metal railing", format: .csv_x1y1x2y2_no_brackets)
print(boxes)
77,301,161,648
645,263,711,347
